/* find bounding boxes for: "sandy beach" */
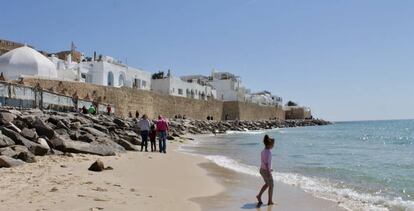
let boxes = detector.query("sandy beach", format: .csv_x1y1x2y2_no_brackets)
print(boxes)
0,143,222,211
0,138,349,211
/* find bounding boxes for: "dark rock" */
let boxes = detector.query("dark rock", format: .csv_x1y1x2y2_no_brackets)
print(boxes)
11,119,28,130
113,118,128,128
93,124,109,134
124,130,138,138
0,155,25,168
0,112,17,125
0,133,15,147
20,128,38,141
1,127,49,156
171,132,180,137
88,159,105,172
32,117,55,139
13,149,36,163
129,137,142,145
113,139,139,151
167,135,175,140
78,133,95,143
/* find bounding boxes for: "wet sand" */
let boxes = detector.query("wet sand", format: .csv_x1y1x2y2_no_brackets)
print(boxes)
192,162,347,211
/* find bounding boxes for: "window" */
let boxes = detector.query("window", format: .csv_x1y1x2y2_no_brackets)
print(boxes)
81,73,87,79
142,80,147,88
134,79,141,88
178,89,183,95
107,71,114,86
119,74,125,87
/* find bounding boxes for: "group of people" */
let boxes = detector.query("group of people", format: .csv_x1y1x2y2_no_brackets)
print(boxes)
80,104,97,115
137,115,169,153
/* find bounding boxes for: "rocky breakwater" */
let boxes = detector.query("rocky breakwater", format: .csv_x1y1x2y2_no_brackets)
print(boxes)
0,109,142,168
0,107,331,168
168,118,331,135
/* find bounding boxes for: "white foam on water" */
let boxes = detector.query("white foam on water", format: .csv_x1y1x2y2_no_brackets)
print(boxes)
203,155,414,211
225,128,280,135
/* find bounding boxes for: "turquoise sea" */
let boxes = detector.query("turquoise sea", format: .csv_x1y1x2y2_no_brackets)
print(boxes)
183,120,414,211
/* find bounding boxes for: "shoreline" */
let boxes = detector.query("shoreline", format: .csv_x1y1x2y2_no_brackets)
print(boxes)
182,135,347,211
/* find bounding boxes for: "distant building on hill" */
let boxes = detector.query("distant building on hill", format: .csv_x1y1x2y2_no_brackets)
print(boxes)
151,71,217,100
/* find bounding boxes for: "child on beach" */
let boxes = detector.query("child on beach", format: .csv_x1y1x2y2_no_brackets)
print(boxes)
149,125,157,152
256,134,275,207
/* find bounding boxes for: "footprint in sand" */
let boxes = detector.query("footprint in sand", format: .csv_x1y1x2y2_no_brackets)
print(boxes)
91,187,107,192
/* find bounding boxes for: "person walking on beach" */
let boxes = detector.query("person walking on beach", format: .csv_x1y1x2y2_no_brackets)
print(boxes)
138,114,151,152
156,115,169,154
149,124,157,152
256,135,275,207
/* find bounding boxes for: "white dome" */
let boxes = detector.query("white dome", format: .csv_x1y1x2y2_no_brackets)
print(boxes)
0,46,58,80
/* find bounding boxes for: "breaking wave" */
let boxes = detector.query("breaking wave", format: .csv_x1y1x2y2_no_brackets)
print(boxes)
204,155,414,211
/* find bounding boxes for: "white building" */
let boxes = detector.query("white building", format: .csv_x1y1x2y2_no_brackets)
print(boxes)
183,71,249,102
151,73,216,100
0,46,59,80
51,54,152,90
246,91,283,106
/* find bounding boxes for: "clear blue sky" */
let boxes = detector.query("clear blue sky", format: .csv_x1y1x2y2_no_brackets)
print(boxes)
1,0,413,121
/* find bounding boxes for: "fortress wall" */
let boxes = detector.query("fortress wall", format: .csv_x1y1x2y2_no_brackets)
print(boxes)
223,101,285,121
22,78,284,121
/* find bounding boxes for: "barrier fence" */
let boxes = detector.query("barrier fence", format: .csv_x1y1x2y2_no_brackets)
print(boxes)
0,82,115,114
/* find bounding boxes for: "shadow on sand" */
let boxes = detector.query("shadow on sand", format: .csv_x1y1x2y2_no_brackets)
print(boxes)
241,203,274,210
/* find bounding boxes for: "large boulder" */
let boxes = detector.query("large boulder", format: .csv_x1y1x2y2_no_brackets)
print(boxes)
31,117,55,139
49,135,118,156
12,146,36,163
20,128,38,141
81,127,108,137
1,127,49,156
113,118,128,128
113,139,139,151
0,147,17,157
0,155,25,168
0,133,15,148
0,112,17,125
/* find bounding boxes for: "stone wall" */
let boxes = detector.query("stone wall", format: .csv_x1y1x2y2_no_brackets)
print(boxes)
22,78,223,120
285,107,312,120
223,101,285,121
22,78,284,121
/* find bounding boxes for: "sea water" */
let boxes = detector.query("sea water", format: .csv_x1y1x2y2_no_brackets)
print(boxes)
182,120,414,211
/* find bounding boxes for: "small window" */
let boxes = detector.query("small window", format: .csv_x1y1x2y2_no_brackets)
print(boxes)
142,80,147,88
178,89,183,95
81,73,87,79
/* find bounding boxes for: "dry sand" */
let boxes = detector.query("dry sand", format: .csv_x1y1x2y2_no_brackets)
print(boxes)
0,143,223,211
0,141,346,211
